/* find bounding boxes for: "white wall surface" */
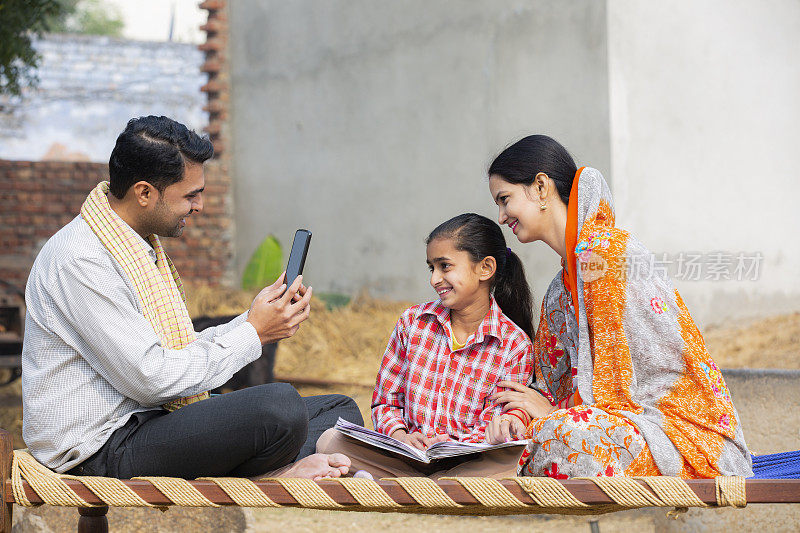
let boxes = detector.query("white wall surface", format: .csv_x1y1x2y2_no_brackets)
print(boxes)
229,0,610,308
229,0,800,325
607,0,800,323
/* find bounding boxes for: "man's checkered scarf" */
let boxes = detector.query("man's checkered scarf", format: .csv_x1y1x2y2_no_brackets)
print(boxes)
81,181,208,411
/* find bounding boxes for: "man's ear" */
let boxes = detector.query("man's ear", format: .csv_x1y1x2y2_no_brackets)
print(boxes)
131,181,156,207
478,256,497,282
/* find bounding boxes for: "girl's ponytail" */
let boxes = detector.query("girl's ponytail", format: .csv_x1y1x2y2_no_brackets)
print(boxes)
494,249,534,340
426,213,534,341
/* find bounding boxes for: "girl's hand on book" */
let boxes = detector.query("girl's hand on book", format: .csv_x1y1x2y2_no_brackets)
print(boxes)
391,429,449,450
492,381,556,419
391,429,427,450
486,414,525,445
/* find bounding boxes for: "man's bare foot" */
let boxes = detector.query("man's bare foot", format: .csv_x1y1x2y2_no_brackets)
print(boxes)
279,453,351,480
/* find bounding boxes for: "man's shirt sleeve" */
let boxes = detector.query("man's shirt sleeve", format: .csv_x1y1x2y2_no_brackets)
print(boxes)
195,311,250,340
50,254,262,407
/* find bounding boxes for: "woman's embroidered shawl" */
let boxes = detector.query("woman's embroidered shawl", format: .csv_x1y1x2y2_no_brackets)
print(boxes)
531,167,752,477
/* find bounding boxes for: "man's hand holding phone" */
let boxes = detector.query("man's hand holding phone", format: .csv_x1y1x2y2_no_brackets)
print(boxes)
246,272,312,344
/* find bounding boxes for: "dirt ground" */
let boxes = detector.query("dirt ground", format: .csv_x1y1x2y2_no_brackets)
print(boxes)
5,288,799,531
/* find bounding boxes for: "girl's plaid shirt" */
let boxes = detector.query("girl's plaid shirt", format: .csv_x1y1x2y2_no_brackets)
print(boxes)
371,297,534,442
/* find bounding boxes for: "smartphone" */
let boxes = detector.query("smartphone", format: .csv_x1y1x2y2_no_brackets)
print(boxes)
284,229,312,292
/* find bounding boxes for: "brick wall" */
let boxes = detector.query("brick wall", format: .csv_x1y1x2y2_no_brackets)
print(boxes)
0,159,233,292
200,0,230,158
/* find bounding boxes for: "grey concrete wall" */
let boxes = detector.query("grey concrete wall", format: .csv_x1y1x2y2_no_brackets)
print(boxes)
229,0,800,327
228,0,610,302
0,34,207,162
607,0,800,324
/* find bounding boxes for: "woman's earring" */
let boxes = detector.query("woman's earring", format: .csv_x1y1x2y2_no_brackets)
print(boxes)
540,203,547,211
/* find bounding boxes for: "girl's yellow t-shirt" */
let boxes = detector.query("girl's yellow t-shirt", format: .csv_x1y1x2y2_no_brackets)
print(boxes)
450,328,466,351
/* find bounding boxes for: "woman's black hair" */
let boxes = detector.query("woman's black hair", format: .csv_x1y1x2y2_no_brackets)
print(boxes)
426,213,534,340
108,115,214,199
488,134,577,205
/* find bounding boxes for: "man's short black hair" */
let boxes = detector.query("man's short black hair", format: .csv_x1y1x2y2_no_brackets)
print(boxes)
108,116,214,199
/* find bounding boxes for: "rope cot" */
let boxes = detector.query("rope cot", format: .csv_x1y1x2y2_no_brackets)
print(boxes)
9,450,752,515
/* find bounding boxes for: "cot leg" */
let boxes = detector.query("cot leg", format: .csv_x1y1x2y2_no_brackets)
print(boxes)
0,429,13,533
77,506,108,533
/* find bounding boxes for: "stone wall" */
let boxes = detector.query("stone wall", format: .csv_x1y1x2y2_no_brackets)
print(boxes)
0,159,233,291
0,34,207,162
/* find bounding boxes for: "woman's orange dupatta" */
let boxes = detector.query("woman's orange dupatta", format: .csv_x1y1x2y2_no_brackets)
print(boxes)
562,166,584,328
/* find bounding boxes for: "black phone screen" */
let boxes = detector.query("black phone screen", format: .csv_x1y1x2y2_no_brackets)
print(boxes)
285,229,311,290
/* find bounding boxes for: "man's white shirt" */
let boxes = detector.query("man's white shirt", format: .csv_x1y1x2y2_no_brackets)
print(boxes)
22,215,261,472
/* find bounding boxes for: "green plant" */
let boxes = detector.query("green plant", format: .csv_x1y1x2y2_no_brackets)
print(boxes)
47,0,123,37
0,0,62,96
241,235,283,291
315,292,352,310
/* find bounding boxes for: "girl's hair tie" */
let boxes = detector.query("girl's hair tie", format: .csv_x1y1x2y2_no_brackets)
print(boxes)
506,247,512,258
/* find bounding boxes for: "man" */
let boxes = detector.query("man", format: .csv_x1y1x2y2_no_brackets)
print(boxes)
22,116,361,479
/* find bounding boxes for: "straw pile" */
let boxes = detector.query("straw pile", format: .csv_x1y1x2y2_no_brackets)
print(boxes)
703,312,800,369
183,284,800,425
184,284,414,424
184,284,413,385
185,284,800,378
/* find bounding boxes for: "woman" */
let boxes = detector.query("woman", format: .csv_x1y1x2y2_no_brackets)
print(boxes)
484,135,752,478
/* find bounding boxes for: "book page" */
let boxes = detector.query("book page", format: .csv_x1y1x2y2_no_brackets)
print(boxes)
335,418,429,462
334,418,526,463
425,438,527,459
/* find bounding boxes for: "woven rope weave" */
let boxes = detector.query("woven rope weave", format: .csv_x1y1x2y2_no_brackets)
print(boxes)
513,477,589,508
387,477,461,508
14,450,91,507
716,476,747,508
132,477,219,507
640,477,707,508
442,477,526,508
9,450,750,514
588,476,663,507
273,478,342,509
335,478,402,509
198,477,280,507
64,476,155,508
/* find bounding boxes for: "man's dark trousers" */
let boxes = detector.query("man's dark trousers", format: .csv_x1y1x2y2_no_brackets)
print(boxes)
69,383,362,478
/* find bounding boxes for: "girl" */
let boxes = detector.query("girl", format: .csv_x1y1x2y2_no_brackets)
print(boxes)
317,213,534,478
484,135,753,479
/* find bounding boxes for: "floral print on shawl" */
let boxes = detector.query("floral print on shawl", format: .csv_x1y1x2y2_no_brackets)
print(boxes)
518,405,660,478
518,167,752,479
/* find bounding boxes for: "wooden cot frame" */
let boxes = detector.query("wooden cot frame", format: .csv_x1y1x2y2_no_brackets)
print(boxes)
1,430,798,533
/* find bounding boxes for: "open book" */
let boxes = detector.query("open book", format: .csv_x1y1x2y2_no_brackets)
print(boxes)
334,417,526,465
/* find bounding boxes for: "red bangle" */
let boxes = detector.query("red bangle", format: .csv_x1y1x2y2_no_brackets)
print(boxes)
505,408,531,426
507,408,531,424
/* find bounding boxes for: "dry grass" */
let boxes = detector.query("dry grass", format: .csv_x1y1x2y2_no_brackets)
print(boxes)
703,312,800,369
184,283,800,379
184,284,412,385
184,282,257,318
184,284,412,427
274,293,411,385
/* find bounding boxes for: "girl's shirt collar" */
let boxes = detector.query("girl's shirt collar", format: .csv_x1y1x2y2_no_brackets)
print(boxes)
416,296,505,346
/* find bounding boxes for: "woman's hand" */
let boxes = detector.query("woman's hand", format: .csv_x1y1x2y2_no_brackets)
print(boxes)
485,413,526,445
491,381,557,419
390,429,449,450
